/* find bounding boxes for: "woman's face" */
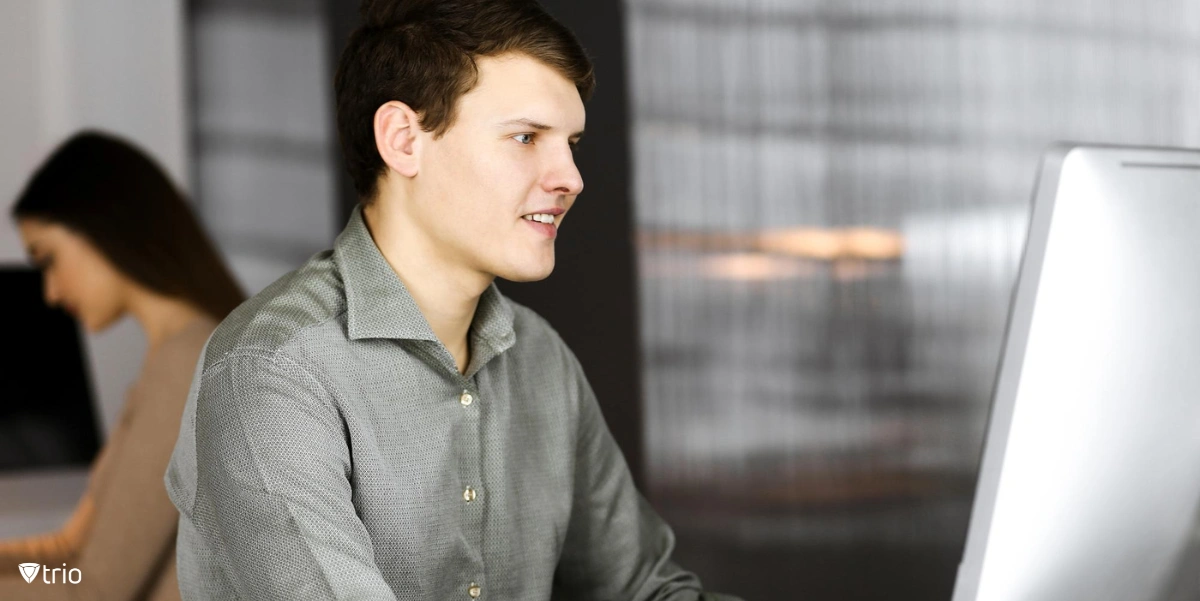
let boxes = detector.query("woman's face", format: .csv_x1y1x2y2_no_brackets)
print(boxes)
18,218,129,332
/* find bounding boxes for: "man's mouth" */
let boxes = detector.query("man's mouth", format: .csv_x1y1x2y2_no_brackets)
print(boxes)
521,213,559,239
522,213,557,225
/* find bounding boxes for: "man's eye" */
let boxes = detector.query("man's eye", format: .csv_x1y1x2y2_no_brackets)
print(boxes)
513,133,534,145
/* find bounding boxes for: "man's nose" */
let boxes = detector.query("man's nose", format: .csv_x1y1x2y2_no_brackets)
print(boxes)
546,151,584,197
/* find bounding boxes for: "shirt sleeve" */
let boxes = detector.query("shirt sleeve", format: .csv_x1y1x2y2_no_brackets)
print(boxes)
188,352,397,600
551,352,744,601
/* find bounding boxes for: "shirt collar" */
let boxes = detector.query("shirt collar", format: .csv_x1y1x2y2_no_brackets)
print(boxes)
333,205,515,350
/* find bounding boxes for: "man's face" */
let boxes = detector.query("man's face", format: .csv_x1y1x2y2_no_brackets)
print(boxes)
409,52,586,283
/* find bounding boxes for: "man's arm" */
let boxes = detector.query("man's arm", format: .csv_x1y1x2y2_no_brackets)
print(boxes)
551,351,743,601
187,352,397,600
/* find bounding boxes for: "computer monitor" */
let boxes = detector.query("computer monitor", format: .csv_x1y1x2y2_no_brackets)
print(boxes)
0,266,101,472
951,144,1200,601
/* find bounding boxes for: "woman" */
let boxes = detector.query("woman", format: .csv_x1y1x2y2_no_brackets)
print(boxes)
0,131,245,600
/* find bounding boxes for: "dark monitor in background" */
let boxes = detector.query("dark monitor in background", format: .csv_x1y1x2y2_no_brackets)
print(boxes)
0,266,101,472
952,144,1200,601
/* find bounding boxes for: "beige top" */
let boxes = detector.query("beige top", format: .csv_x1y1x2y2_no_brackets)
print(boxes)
1,316,216,600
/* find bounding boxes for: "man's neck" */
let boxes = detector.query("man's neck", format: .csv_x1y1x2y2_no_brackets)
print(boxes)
362,201,490,374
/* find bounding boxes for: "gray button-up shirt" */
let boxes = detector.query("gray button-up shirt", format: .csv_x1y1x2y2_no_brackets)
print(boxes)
165,207,740,600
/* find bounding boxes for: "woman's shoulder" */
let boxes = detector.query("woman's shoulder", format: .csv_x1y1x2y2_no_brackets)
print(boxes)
170,315,220,358
100,315,218,487
134,315,219,399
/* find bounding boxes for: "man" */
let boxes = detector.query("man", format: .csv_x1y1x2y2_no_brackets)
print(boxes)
165,1,742,599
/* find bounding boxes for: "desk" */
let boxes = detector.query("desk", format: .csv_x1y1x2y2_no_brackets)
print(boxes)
0,468,89,538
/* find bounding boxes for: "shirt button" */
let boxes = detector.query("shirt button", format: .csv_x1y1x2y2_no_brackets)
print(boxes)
459,390,474,406
468,583,481,598
463,486,477,503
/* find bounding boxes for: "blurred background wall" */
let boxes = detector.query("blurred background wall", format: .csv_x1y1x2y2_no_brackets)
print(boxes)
189,0,339,294
625,1,1200,599
3,1,1200,599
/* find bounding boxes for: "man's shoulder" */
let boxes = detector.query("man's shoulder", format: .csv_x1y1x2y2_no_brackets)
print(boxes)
203,249,346,370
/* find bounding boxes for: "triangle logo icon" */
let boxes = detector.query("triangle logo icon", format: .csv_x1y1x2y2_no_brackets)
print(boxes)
19,563,40,583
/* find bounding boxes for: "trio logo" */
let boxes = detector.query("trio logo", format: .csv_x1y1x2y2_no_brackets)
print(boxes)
18,562,82,584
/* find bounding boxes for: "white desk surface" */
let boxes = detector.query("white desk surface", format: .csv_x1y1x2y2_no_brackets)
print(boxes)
0,468,89,538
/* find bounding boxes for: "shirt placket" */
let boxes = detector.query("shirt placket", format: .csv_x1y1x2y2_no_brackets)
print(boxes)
454,375,487,600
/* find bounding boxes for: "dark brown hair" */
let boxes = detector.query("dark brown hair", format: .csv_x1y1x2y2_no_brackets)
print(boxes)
335,0,595,202
12,131,246,322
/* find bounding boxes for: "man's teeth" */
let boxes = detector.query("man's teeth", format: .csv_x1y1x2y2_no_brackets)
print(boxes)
523,213,556,225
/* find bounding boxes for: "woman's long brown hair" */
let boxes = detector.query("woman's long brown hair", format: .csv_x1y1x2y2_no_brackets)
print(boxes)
12,130,245,321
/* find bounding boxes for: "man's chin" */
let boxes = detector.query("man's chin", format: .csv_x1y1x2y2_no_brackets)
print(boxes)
496,263,555,283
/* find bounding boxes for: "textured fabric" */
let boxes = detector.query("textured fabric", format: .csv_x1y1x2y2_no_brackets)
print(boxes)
165,206,741,601
1,315,215,601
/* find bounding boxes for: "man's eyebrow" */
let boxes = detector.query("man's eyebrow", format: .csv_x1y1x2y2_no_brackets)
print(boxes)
498,118,585,139
498,118,551,130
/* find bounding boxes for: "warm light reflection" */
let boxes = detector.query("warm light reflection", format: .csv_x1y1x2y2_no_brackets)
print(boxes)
842,228,907,260
758,228,845,260
639,227,906,261
700,252,814,281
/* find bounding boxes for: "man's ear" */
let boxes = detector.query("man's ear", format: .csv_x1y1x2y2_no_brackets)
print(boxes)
374,101,422,178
